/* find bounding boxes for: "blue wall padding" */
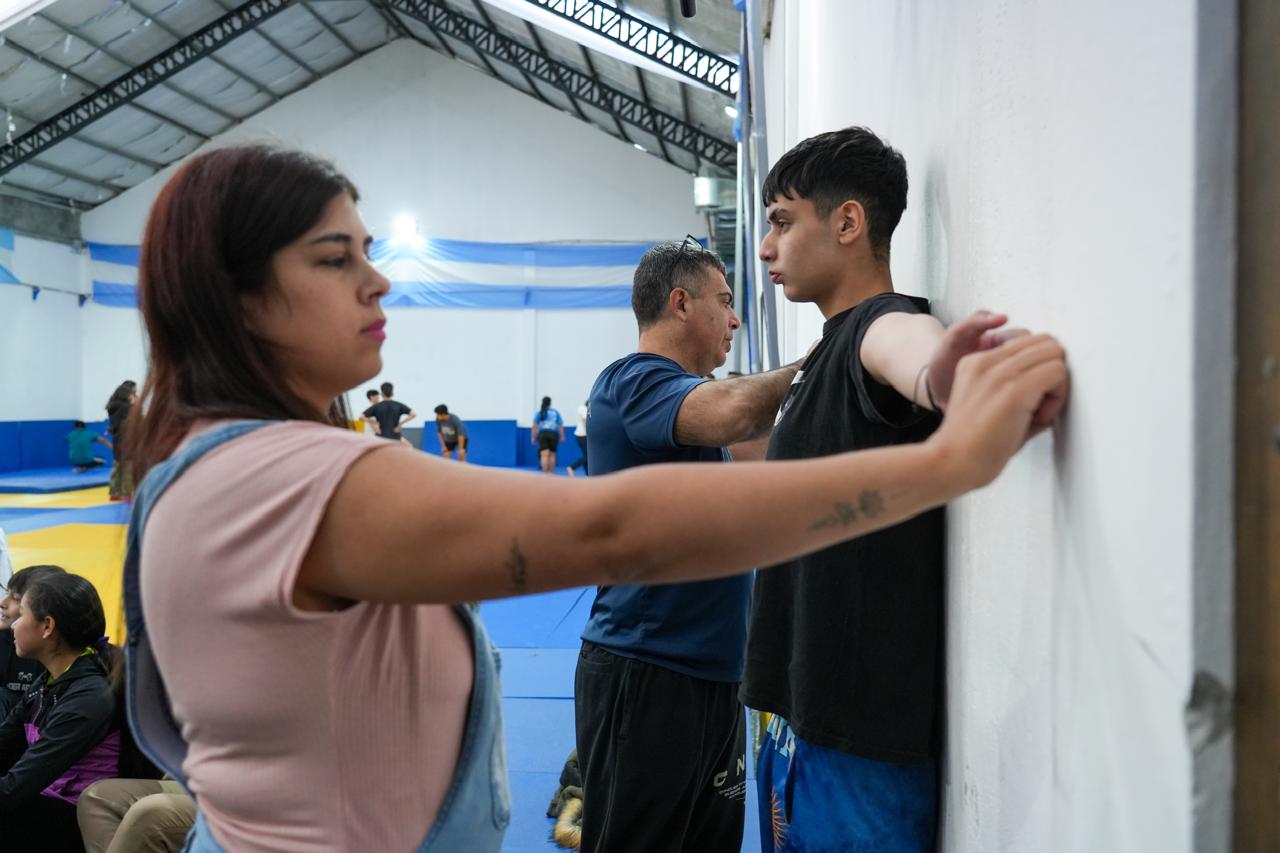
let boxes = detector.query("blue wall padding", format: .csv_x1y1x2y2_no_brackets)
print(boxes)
0,423,20,473
13,420,114,471
0,419,591,474
516,426,582,470
456,419,519,468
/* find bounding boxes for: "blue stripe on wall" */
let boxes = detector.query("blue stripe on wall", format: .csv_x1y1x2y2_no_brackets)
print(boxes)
88,240,664,270
86,243,141,266
94,281,632,310
92,281,140,307
384,283,632,309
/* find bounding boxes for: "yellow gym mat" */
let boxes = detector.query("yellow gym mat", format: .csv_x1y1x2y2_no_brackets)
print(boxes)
6,523,127,642
0,487,113,510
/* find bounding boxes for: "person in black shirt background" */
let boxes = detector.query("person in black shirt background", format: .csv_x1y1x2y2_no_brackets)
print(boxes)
742,127,1067,852
362,381,416,445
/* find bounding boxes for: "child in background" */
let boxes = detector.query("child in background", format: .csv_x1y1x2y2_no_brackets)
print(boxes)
67,421,112,473
0,565,62,719
0,571,121,853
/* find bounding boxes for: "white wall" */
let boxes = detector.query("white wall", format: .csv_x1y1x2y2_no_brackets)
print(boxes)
0,235,87,420
763,1,1234,851
74,39,705,422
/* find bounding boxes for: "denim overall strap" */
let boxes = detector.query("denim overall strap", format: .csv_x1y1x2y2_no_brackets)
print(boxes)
416,603,510,852
124,420,276,788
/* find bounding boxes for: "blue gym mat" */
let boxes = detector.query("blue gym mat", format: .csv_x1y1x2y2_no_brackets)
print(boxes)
499,649,578,699
0,503,129,534
0,467,112,494
482,587,594,649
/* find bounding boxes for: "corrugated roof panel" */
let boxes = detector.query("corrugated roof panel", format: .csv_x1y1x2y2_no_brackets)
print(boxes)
520,24,590,76
214,35,313,93
161,60,276,119
59,4,176,66
583,51,645,101
0,0,735,208
319,3,396,52
10,160,108,202
143,0,227,35
255,15,351,68
0,52,74,114
637,67,685,116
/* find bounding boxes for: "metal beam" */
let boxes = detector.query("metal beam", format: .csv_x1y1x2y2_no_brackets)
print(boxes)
205,0,321,82
1,100,165,173
369,0,418,42
663,0,700,171
127,0,285,103
617,0,674,166
386,0,735,168
521,0,736,96
577,42,630,144
467,0,556,109
520,17,589,122
0,0,295,177
32,14,220,137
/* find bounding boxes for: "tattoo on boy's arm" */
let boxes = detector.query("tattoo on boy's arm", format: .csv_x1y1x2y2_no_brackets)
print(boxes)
810,491,885,531
506,540,528,592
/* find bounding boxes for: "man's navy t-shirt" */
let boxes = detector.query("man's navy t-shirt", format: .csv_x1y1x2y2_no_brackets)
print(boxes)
580,353,751,683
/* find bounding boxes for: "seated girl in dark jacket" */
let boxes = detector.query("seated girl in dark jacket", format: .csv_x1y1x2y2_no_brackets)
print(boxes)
0,571,120,853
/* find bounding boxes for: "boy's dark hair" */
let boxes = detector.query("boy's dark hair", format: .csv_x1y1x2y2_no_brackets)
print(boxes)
366,389,379,401
762,126,908,264
380,382,394,397
631,240,727,330
434,404,449,416
74,420,87,429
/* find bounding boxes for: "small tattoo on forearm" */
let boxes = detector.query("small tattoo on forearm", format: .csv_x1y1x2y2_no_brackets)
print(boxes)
811,491,884,531
858,490,884,518
506,540,528,592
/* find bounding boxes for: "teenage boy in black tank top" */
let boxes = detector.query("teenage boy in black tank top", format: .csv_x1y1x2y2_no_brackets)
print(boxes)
741,127,1036,851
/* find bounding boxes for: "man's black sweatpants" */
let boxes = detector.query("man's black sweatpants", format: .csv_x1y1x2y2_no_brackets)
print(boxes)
574,640,746,853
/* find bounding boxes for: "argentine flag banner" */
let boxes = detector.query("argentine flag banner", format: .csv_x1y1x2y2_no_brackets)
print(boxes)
88,236,673,310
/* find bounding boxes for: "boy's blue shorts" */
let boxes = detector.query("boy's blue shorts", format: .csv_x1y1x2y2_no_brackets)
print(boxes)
756,715,938,853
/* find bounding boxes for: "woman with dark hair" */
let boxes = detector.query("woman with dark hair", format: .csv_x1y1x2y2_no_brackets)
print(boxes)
105,382,137,501
0,565,65,719
0,571,119,852
122,144,1066,852
531,396,564,473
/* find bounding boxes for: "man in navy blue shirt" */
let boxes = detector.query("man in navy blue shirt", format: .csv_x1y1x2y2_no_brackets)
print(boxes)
576,240,802,852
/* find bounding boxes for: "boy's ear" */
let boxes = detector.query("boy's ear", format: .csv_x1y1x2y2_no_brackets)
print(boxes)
834,200,867,247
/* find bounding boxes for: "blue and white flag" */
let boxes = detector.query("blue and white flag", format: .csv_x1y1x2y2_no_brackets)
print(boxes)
0,228,20,286
87,242,140,307
88,236,679,310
